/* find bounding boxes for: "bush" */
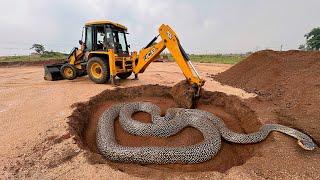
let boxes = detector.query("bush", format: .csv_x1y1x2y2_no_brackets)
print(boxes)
41,51,67,58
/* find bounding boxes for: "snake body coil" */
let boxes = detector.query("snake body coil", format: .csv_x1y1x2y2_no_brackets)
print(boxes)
97,102,316,164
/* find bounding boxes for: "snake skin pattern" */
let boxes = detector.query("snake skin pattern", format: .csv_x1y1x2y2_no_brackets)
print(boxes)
97,102,317,164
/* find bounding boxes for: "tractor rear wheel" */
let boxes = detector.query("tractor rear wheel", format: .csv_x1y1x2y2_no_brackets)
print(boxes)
87,57,110,84
60,64,77,80
117,72,132,79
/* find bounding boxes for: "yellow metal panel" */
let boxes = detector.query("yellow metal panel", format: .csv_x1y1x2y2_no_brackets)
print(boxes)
68,48,84,69
69,55,76,65
131,51,138,69
133,40,166,74
132,24,204,87
159,24,204,86
107,49,117,76
85,20,127,30
87,51,109,59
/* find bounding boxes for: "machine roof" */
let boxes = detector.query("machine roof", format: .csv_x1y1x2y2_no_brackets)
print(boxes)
85,20,127,30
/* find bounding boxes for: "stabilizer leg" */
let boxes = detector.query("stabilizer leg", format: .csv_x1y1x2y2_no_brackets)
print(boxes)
134,74,139,80
110,75,116,85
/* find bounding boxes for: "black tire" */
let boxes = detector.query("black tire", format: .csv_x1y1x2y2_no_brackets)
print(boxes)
60,64,77,80
117,72,132,79
87,57,110,84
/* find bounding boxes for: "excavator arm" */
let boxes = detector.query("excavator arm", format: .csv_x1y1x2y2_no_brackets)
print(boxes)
132,24,205,88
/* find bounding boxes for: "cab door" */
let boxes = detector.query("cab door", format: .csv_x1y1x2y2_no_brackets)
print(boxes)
93,25,106,51
85,26,94,51
112,31,129,56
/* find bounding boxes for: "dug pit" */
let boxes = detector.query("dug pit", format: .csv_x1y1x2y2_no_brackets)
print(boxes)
68,85,263,177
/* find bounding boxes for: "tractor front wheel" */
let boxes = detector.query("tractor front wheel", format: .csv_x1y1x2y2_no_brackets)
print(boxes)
60,64,77,80
87,57,110,84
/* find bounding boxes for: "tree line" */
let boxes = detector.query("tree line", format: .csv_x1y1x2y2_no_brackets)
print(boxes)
299,27,320,51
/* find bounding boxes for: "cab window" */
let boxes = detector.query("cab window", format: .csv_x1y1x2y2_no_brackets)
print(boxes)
85,27,93,51
118,32,127,52
95,26,105,50
104,29,114,50
112,31,128,55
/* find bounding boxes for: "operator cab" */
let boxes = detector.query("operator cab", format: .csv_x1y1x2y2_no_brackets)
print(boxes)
82,20,130,56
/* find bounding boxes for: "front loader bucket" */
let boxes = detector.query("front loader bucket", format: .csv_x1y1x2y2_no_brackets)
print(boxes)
44,63,64,81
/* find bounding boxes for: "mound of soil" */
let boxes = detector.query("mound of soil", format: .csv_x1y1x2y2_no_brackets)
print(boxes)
170,80,201,108
68,85,262,178
215,50,320,144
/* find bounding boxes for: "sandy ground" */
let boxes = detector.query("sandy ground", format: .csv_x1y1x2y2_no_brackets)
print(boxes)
0,62,258,179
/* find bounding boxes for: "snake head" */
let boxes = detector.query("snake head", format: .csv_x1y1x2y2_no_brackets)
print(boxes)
298,138,317,151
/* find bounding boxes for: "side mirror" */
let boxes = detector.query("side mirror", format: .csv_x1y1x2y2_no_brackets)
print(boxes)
127,44,131,49
79,40,83,45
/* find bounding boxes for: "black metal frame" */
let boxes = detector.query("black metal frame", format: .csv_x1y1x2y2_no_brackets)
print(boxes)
84,24,129,55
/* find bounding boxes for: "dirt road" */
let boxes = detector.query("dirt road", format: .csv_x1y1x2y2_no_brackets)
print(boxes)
0,62,256,179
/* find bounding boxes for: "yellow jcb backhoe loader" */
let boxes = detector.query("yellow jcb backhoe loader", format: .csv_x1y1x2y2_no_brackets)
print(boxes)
44,20,205,96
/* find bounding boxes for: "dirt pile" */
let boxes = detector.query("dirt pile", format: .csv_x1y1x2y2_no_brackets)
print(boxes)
68,85,262,177
3,64,319,179
215,50,320,144
170,80,201,108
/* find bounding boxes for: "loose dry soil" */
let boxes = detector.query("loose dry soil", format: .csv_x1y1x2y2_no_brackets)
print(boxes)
69,85,260,177
215,50,320,145
0,55,319,179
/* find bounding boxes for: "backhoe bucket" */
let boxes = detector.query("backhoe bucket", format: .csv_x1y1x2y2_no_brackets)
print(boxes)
44,63,64,81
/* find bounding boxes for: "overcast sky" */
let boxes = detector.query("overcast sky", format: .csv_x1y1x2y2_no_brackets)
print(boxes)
0,0,319,55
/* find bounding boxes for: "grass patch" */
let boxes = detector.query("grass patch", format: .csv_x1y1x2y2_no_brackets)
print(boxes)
0,52,67,63
164,54,247,64
189,54,246,64
1,52,247,65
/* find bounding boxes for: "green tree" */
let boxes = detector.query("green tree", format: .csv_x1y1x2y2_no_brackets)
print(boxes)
305,27,320,50
298,44,306,51
30,44,45,54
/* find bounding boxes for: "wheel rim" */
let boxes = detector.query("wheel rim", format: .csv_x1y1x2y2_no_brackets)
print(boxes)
64,67,74,78
90,62,103,79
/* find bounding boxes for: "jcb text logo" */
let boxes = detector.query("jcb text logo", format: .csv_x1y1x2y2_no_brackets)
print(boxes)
144,48,156,61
